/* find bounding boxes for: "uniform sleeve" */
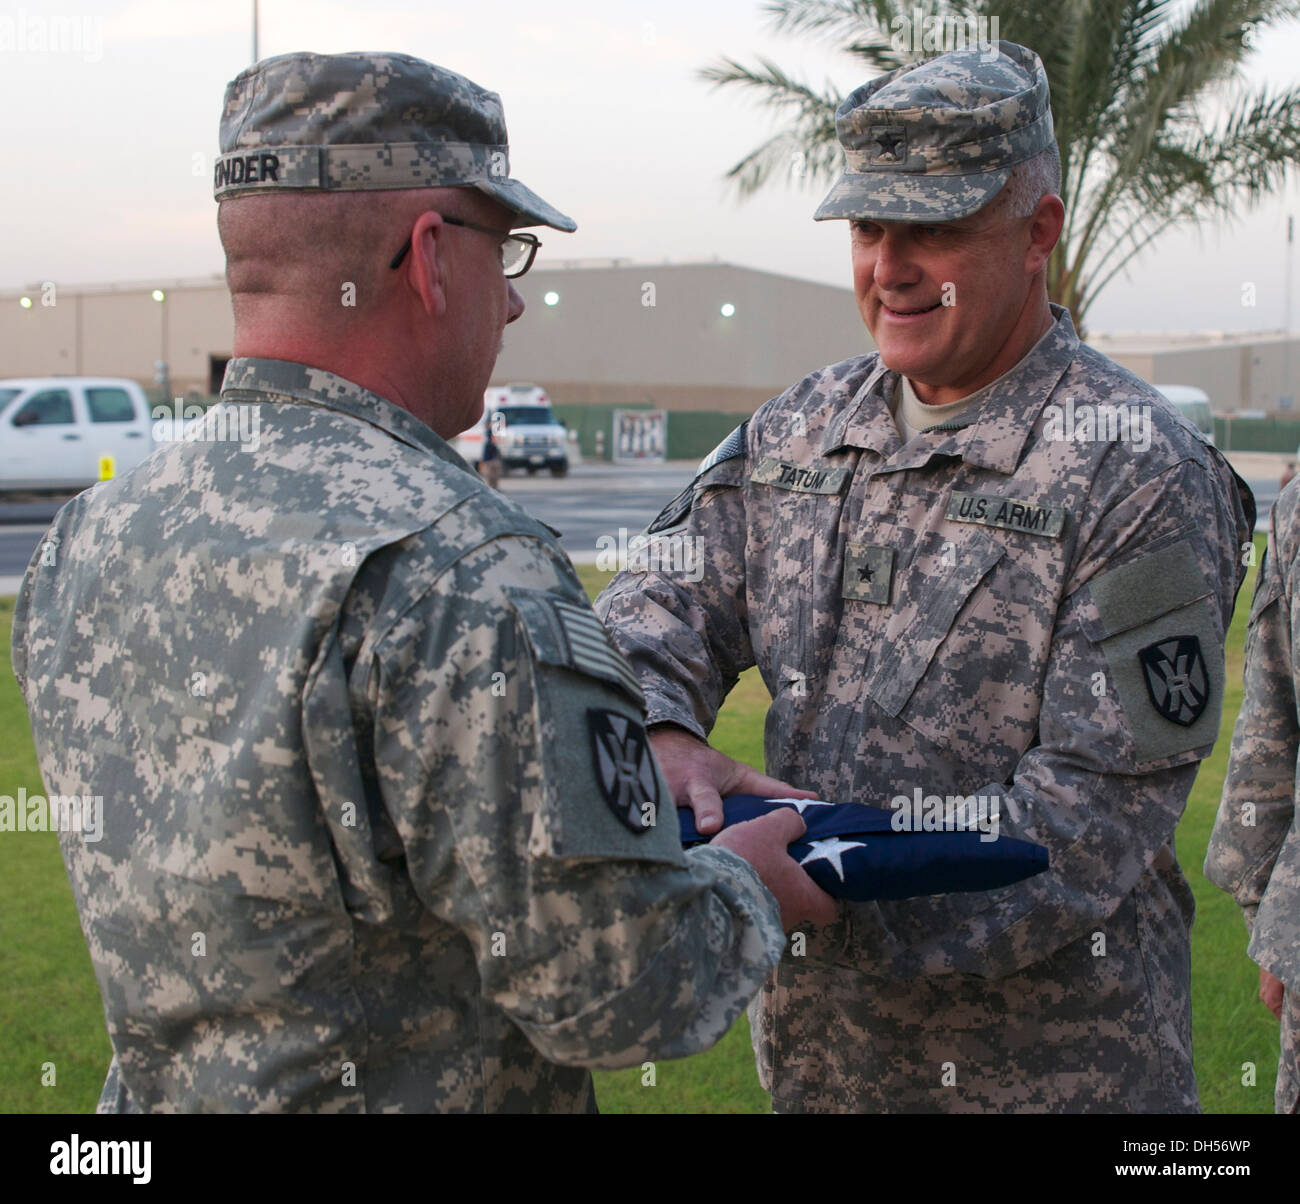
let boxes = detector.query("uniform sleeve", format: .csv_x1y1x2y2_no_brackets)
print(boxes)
367,533,784,1069
1205,495,1298,937
594,444,753,741
857,455,1252,979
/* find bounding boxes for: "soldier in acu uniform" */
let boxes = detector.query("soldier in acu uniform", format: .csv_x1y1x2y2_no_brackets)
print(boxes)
11,51,834,1113
1206,479,1300,1114
596,42,1255,1112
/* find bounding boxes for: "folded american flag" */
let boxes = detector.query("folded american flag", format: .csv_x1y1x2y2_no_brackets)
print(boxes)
680,794,1049,901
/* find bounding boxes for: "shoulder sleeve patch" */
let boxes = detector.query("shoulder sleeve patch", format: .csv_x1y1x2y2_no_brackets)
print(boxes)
505,587,644,707
503,589,681,866
1080,540,1223,763
588,708,660,835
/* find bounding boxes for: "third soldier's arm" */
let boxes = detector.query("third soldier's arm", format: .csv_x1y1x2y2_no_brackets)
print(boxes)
1205,486,1299,985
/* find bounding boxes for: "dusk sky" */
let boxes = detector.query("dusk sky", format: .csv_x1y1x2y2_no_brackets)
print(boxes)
4,0,1300,335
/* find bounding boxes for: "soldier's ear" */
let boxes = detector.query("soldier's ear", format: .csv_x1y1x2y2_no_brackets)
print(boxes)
1025,193,1064,274
406,211,449,319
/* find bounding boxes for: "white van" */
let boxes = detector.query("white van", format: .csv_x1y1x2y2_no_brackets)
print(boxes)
455,382,569,476
1152,384,1216,446
0,377,161,493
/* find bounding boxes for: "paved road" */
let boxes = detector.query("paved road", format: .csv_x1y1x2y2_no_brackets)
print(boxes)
497,462,694,564
0,462,1281,592
0,463,697,590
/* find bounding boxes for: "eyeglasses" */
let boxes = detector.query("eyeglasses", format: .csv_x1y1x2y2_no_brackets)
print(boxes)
388,215,541,278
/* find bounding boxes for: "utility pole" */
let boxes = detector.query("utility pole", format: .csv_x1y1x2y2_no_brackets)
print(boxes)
1284,214,1294,412
252,0,259,64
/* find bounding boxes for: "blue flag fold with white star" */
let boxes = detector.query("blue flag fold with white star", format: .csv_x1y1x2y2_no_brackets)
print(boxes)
679,795,1049,901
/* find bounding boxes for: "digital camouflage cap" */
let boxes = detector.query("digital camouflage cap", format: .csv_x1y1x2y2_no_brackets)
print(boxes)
814,40,1055,222
213,50,576,231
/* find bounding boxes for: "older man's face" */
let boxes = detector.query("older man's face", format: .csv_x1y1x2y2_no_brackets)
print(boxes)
849,198,1039,402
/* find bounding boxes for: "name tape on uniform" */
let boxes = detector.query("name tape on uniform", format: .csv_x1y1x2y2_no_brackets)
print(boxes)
946,491,1065,538
751,458,850,495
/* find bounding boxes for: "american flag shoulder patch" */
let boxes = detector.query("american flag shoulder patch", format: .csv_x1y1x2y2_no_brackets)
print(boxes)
504,587,645,706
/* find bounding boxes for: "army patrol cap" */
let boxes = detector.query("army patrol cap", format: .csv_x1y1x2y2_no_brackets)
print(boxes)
814,40,1055,222
213,50,576,231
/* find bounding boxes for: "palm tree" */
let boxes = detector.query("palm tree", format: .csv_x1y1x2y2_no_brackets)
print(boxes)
701,0,1300,332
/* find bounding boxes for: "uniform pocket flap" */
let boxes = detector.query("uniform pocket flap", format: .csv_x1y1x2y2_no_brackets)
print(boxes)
866,534,1005,717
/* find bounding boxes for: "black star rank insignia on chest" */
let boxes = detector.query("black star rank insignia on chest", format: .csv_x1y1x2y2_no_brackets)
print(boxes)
843,543,894,605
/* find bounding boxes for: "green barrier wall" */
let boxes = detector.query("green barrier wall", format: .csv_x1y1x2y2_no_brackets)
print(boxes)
1214,418,1300,454
551,403,751,462
187,391,751,463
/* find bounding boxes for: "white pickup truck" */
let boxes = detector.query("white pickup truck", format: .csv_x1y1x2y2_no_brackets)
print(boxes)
0,376,170,493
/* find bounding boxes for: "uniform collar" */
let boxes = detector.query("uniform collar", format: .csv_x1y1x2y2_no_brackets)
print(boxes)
823,304,1079,475
219,357,470,469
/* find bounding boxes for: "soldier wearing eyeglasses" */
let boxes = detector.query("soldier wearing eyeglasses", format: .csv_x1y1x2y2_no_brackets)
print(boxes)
11,50,833,1114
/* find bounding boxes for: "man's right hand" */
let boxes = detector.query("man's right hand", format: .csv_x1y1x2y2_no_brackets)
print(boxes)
649,724,816,836
1261,966,1285,1020
710,808,838,931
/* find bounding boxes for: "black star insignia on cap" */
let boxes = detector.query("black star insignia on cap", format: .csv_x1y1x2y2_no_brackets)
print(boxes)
872,127,905,162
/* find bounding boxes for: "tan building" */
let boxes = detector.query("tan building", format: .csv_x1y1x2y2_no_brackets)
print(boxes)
0,262,872,412
1092,328,1300,416
3,263,1299,416
496,260,873,412
0,276,234,396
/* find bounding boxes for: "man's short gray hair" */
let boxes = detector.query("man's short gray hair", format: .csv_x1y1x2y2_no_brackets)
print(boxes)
994,143,1062,217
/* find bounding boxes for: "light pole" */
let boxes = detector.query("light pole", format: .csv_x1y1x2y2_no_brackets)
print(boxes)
153,289,169,406
1284,215,1294,412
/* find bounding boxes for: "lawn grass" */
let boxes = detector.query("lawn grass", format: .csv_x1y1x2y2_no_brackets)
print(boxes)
0,596,114,1113
0,544,1281,1113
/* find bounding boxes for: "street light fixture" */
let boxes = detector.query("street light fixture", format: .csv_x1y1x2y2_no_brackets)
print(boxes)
153,289,169,404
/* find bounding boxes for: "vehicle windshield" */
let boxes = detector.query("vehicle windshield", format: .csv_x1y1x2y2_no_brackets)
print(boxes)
495,406,559,427
0,388,21,411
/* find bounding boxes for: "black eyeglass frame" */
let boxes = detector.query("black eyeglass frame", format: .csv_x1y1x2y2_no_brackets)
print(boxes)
388,215,541,278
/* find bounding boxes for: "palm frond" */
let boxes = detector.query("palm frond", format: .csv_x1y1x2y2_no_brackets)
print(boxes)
708,0,1300,324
